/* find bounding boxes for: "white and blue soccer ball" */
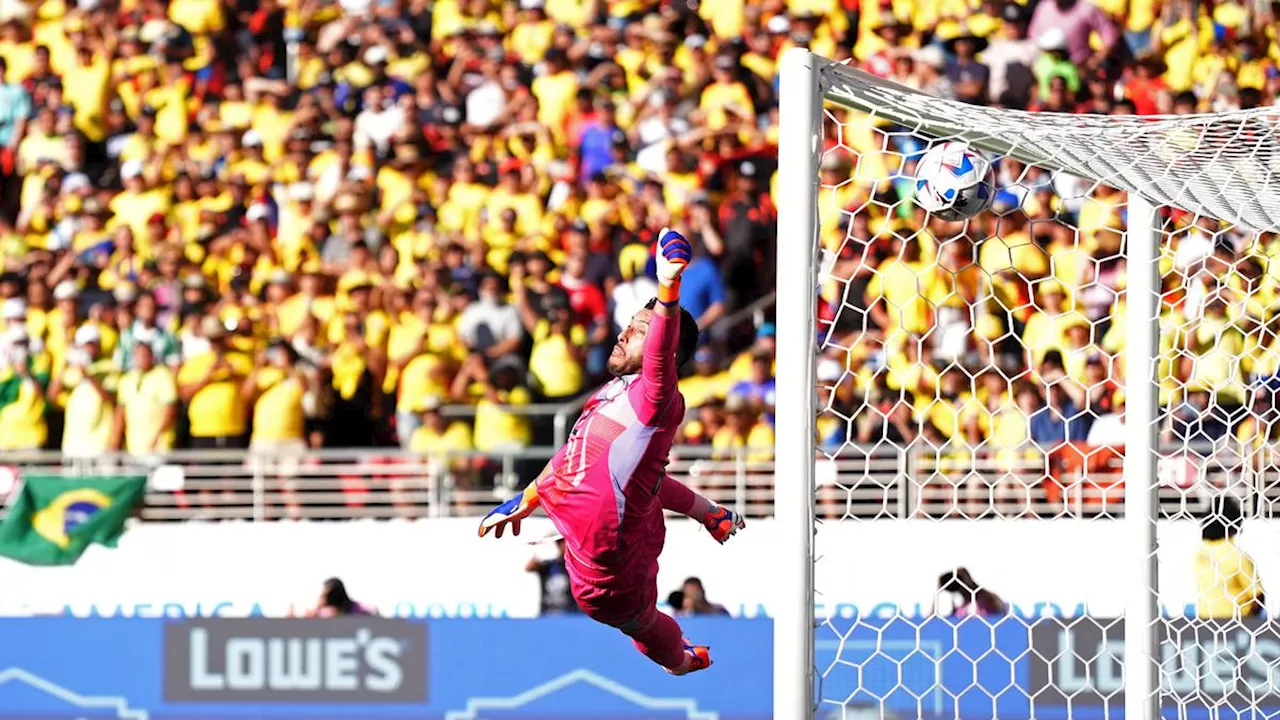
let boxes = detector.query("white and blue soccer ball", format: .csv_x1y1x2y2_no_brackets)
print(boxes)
911,141,996,221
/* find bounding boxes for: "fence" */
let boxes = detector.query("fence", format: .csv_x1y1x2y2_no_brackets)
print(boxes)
2,438,1276,522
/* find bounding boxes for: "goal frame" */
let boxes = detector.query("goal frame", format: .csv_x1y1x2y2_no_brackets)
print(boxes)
773,48,1161,720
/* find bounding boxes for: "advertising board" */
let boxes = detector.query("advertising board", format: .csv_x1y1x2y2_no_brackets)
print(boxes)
2,518,1277,619
1,617,1277,719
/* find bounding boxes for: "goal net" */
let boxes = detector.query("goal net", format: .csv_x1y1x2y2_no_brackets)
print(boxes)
773,49,1280,720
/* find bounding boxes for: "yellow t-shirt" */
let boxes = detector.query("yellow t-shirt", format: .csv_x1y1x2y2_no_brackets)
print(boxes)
251,367,305,443
109,189,170,252
61,364,119,453
397,352,450,414
474,386,533,451
979,231,1048,277
177,351,252,438
1195,538,1264,619
530,321,586,398
330,342,368,401
699,81,754,131
711,422,775,462
0,373,47,450
410,421,473,456
117,365,178,454
680,371,733,408
699,0,745,38
509,20,556,66
484,189,544,237
867,258,931,336
63,55,112,141
531,71,578,136
169,0,225,35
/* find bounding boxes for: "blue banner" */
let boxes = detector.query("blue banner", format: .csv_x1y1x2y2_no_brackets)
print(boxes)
0,617,1276,719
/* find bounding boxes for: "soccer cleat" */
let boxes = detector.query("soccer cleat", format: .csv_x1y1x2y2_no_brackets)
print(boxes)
666,637,713,676
479,482,540,538
701,506,745,545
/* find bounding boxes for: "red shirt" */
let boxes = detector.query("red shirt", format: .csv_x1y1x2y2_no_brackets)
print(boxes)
1125,75,1167,115
560,277,607,326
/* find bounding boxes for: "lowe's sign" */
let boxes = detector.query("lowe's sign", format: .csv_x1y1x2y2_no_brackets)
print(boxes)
164,618,428,702
1,617,1278,719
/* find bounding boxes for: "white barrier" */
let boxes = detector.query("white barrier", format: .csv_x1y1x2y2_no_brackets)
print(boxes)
0,518,1274,618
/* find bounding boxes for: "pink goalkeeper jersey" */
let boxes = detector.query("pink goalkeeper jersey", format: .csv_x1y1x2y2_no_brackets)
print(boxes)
538,310,685,591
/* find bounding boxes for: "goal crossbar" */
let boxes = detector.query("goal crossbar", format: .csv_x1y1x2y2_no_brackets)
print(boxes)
819,60,1280,232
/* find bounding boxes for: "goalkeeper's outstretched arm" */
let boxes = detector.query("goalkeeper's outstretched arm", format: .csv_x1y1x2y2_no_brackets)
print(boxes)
638,228,690,415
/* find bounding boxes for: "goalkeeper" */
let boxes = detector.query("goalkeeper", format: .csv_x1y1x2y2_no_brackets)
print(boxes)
479,228,744,675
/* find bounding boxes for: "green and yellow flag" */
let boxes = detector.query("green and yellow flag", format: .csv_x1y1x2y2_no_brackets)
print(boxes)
0,474,147,566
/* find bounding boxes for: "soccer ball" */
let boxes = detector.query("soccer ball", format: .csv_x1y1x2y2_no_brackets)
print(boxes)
911,142,996,221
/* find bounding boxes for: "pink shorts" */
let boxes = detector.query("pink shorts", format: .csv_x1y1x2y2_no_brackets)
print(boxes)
564,549,659,629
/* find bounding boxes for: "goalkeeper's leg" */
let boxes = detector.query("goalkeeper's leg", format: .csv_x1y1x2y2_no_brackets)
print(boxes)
658,475,745,544
615,602,712,676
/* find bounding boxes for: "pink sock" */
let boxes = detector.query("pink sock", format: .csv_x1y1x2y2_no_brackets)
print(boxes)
628,608,689,670
658,476,716,520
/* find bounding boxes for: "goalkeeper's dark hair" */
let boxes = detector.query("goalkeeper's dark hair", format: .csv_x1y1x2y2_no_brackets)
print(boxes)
645,297,699,368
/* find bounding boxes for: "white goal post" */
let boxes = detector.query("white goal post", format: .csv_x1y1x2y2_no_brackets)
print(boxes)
774,47,1280,720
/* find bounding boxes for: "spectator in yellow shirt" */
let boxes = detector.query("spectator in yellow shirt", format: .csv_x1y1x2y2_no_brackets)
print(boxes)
456,354,533,453
0,334,47,451
48,324,118,457
115,342,178,456
1195,494,1265,619
242,339,309,455
410,394,477,487
712,394,775,462
177,316,252,449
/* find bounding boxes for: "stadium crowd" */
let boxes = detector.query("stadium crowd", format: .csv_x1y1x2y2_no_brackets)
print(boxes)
0,0,1276,501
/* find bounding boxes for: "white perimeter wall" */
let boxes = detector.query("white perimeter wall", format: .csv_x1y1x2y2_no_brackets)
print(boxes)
1,518,1276,619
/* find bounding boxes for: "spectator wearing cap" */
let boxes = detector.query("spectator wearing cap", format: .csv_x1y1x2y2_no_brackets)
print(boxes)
177,315,253,450
115,340,178,456
48,322,118,457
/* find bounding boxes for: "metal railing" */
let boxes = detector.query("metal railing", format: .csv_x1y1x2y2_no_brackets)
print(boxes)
2,438,1277,522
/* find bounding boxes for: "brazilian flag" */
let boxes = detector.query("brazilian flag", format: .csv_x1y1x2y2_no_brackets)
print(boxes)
0,475,147,566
